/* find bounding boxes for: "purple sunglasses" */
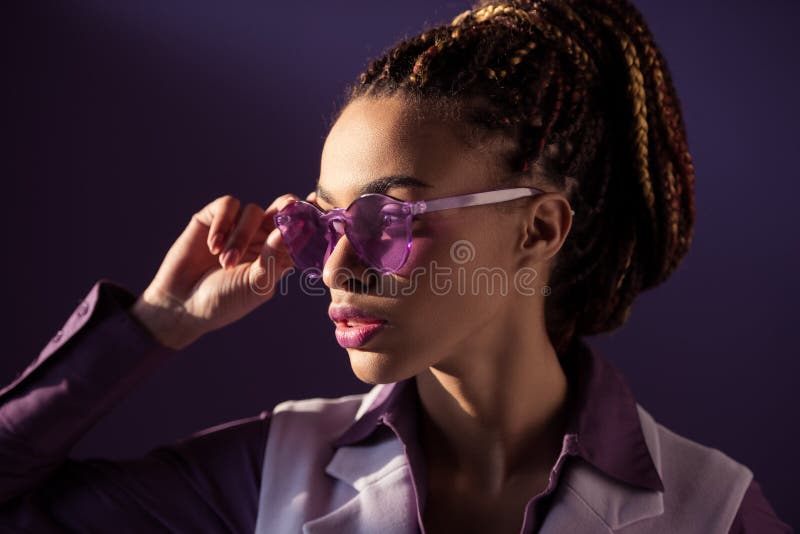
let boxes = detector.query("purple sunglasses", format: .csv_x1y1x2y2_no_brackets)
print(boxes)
274,186,572,278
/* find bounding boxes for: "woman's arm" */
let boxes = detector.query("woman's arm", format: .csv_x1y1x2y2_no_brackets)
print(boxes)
0,280,271,533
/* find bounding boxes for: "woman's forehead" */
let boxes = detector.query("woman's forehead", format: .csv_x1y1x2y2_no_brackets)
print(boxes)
318,97,502,206
322,98,463,168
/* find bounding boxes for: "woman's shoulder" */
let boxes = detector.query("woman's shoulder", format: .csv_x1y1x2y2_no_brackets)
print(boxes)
633,402,756,528
633,403,793,532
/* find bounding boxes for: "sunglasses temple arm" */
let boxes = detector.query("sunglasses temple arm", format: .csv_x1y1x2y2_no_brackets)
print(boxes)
413,187,546,215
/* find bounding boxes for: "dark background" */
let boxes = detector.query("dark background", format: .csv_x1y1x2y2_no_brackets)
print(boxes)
4,0,798,528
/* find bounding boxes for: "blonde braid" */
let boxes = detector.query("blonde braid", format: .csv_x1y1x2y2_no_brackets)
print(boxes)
598,13,657,230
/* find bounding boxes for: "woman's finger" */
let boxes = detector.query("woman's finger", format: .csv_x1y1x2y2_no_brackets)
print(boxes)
207,195,241,255
260,193,303,236
220,203,265,269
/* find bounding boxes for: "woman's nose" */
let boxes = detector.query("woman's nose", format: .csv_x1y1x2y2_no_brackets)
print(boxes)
321,223,370,290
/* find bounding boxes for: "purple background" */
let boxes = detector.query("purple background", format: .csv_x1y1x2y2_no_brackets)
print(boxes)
5,0,798,528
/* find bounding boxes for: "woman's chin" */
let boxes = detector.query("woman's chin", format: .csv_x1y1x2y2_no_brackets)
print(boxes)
346,348,415,385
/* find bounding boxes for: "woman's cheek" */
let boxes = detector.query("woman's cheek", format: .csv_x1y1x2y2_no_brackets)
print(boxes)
394,217,479,301
394,222,450,282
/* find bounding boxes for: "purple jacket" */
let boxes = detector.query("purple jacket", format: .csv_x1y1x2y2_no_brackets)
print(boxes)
0,279,793,533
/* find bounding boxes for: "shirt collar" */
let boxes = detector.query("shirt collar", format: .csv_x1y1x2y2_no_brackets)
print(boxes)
331,337,664,493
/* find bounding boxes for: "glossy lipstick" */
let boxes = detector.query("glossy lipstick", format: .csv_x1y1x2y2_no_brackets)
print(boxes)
329,305,388,348
334,322,386,348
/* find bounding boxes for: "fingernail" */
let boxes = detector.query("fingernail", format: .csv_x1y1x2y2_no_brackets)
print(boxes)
265,228,282,251
211,234,225,254
221,248,239,268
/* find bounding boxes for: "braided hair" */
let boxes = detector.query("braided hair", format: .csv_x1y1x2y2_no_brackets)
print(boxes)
335,0,696,355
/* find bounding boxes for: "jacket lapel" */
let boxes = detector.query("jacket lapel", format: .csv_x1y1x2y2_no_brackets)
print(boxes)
540,402,665,533
538,457,664,533
302,432,419,534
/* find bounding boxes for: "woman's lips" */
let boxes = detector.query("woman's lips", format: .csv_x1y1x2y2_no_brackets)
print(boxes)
334,320,387,348
328,304,389,348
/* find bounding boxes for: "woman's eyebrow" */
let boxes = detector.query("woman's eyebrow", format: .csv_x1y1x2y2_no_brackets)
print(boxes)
315,175,433,205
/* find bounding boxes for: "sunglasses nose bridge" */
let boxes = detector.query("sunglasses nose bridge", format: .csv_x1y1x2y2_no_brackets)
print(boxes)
329,218,346,236
323,215,352,258
325,214,349,249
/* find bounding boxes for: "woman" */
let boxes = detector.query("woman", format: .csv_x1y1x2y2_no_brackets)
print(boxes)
0,0,792,532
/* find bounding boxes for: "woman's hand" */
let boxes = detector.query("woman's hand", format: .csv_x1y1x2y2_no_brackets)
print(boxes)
131,192,317,350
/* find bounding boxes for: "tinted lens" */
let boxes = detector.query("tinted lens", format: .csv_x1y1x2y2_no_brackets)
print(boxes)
348,195,412,273
274,201,328,273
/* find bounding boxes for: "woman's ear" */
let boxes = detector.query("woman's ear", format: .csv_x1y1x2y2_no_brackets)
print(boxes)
516,193,573,267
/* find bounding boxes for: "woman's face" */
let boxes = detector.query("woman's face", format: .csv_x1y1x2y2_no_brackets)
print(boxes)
316,95,551,384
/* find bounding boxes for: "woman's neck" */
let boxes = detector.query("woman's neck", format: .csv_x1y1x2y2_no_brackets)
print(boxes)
414,310,569,494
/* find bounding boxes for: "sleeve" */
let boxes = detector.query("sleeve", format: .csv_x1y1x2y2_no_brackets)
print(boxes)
0,279,272,533
728,478,794,534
